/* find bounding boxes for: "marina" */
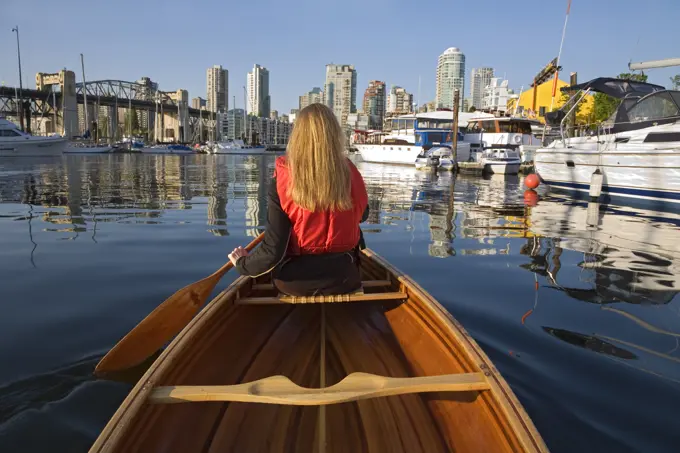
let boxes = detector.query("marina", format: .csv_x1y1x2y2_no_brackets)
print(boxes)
1,154,680,452
2,0,680,451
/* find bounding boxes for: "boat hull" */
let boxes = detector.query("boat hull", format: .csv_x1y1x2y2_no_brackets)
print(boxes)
64,145,113,154
358,143,470,166
0,137,67,157
90,249,548,453
534,142,680,208
213,146,267,155
484,161,521,174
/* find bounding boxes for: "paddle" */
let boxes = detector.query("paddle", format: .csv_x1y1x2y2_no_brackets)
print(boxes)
94,232,265,377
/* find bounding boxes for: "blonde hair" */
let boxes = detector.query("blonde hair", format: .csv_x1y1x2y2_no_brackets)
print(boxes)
285,104,352,212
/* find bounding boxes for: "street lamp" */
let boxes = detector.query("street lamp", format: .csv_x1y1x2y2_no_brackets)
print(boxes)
11,26,25,131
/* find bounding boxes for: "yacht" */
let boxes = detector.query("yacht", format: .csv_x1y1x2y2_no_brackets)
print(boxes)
354,111,480,165
142,144,195,154
212,139,266,155
0,118,68,157
534,77,680,209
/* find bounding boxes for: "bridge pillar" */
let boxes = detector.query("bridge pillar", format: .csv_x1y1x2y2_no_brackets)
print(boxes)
176,89,189,143
36,70,78,138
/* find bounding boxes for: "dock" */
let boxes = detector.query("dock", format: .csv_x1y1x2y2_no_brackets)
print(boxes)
457,162,534,175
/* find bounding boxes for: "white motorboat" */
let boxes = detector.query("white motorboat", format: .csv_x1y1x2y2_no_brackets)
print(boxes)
212,139,266,155
415,146,456,171
354,111,479,165
64,143,113,154
534,77,680,209
463,116,542,163
477,149,522,174
0,118,68,157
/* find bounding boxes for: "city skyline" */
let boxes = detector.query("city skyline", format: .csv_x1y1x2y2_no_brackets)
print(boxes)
2,0,679,115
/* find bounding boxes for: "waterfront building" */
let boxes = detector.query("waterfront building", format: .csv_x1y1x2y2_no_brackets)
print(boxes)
387,86,413,115
225,108,245,140
470,68,494,110
270,110,278,120
299,87,324,110
247,64,270,118
192,97,207,110
436,48,465,110
482,78,512,114
506,79,594,123
207,65,228,113
324,64,357,127
346,113,370,131
362,80,386,130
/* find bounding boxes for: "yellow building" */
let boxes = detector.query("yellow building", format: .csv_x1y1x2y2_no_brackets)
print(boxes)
507,79,594,124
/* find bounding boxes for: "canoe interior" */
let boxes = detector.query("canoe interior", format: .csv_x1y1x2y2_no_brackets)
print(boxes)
92,250,546,453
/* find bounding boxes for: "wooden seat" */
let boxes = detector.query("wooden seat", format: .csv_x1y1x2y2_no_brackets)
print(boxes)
237,291,407,305
250,280,392,292
149,372,490,406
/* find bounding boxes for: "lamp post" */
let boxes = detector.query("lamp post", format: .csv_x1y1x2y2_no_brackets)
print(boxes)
11,26,25,132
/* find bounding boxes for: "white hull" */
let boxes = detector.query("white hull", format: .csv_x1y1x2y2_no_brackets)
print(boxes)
64,145,113,154
0,137,68,157
357,143,470,165
483,160,521,174
534,129,680,207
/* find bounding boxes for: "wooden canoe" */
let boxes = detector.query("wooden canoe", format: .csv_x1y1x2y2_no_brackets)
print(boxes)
90,248,549,453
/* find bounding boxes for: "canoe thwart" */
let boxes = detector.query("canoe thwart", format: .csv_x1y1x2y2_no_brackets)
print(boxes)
250,280,393,292
237,291,407,305
149,371,490,406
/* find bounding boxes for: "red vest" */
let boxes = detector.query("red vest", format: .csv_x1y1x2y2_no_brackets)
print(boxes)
275,156,368,255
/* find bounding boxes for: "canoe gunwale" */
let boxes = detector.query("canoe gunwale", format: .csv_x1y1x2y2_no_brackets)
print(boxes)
362,249,549,453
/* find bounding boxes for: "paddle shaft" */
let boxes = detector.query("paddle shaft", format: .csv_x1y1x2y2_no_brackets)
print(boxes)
95,232,265,376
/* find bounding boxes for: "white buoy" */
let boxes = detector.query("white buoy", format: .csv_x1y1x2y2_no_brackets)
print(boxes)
589,169,603,200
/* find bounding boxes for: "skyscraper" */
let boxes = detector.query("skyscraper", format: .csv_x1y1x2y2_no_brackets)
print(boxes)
362,80,386,130
470,67,494,110
324,64,357,127
435,48,465,110
387,85,414,115
247,64,270,118
299,87,324,110
207,65,228,113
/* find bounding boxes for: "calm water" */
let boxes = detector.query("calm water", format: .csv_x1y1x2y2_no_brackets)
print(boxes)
1,154,680,453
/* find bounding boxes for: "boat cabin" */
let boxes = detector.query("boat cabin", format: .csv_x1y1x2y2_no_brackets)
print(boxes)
546,77,679,136
463,117,539,151
381,113,468,149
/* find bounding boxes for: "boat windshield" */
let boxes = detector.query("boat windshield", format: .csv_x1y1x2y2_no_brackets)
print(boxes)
0,129,22,137
417,119,453,130
626,92,680,123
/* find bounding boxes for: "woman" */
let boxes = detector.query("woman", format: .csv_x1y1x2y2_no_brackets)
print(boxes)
228,104,369,296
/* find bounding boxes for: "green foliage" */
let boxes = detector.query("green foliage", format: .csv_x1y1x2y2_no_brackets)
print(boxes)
671,75,680,90
592,72,649,123
124,108,140,135
468,106,477,113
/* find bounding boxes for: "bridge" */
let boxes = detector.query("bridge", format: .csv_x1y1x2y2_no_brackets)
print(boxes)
0,70,216,143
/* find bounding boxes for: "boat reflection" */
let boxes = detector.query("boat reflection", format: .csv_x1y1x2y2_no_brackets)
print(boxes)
542,326,637,360
524,195,680,305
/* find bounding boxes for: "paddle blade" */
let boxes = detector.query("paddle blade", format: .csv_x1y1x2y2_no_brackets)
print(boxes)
94,275,219,376
94,232,264,377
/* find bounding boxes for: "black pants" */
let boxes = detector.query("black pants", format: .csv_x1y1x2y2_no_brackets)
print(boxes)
273,251,362,297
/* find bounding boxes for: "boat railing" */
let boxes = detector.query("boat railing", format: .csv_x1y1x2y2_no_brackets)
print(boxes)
559,88,592,145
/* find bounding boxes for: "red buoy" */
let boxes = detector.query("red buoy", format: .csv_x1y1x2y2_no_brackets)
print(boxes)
524,189,538,207
525,174,540,189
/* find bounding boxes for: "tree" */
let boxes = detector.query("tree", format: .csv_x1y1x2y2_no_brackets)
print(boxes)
592,72,648,123
468,106,477,113
124,108,140,136
671,75,680,91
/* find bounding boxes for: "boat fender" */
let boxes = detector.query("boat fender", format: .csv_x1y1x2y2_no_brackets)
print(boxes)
589,169,603,201
513,135,522,144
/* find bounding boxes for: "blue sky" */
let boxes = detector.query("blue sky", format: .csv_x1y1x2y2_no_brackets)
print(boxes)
2,0,678,113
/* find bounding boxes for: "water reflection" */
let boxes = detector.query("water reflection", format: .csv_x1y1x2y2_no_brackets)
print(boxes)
2,156,680,452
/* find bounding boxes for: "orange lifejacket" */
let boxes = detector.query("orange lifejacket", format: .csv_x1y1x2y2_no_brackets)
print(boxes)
275,156,368,255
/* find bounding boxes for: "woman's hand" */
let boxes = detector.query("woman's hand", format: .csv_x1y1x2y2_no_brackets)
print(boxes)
228,246,249,266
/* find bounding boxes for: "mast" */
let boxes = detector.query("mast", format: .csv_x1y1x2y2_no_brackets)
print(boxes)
629,58,680,71
80,53,89,137
548,0,572,112
12,26,24,132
